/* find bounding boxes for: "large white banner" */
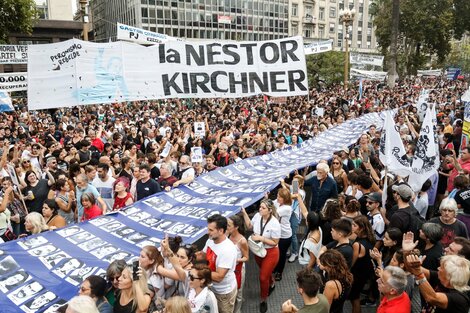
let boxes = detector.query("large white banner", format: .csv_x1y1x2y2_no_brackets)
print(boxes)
27,38,308,110
0,72,27,92
350,68,387,81
0,45,28,64
350,52,384,67
117,23,180,45
417,69,442,77
304,40,333,55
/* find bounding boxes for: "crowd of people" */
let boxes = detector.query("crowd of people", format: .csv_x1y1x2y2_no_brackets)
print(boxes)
0,75,470,313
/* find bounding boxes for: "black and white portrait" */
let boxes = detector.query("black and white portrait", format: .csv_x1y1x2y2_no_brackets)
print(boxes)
0,256,19,276
140,217,161,227
78,238,107,252
136,237,160,248
65,265,97,285
112,227,135,238
188,208,210,219
0,270,30,293
67,231,93,244
53,258,83,278
175,206,196,216
56,226,83,237
8,281,44,305
17,236,48,250
40,299,67,313
102,221,125,232
20,291,57,313
28,244,58,257
154,220,174,232
90,245,119,259
124,232,148,244
89,216,114,227
102,251,131,263
39,251,71,269
121,206,140,216
128,211,151,222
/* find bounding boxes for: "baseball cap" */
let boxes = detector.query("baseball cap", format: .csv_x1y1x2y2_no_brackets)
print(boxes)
392,184,413,201
366,192,382,203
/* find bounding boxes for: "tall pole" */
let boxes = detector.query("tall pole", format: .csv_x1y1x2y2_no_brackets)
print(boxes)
79,0,88,41
344,23,349,91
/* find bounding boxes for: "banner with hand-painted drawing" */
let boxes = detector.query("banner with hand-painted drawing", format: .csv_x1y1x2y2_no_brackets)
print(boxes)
27,38,308,110
0,73,27,92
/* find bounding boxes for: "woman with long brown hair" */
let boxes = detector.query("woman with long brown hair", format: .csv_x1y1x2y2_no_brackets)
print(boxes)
330,155,348,194
319,249,353,313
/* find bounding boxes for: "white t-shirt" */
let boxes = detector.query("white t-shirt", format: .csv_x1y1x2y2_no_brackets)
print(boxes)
251,213,281,248
92,176,115,211
203,238,237,294
345,186,363,200
273,201,293,239
367,212,385,241
181,167,195,181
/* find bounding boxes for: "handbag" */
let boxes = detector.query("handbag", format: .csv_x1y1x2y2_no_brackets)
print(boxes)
248,236,267,258
1,227,16,242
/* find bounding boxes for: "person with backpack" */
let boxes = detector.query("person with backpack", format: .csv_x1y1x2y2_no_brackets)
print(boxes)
389,183,424,236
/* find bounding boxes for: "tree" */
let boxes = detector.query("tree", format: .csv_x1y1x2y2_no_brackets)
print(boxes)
387,0,399,87
0,0,37,43
306,51,345,88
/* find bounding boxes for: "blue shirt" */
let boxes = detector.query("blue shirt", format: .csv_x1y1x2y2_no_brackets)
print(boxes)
305,175,338,212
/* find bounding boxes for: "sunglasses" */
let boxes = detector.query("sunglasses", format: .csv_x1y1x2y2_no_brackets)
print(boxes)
22,160,30,164
332,162,340,165
188,273,202,281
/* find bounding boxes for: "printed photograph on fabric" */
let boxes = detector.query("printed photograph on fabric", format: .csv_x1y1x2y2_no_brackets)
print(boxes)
66,232,94,245
154,220,175,232
88,216,115,227
17,236,48,250
140,217,161,227
20,291,57,313
142,196,165,208
8,281,44,305
56,226,83,237
101,221,125,232
102,251,132,263
235,197,253,207
136,237,161,248
127,211,152,222
112,227,135,238
187,207,211,219
175,206,197,216
28,244,58,257
52,258,83,278
40,299,67,313
77,238,107,252
0,256,20,276
121,206,140,216
165,205,185,215
89,244,119,259
123,231,148,244
39,251,71,269
65,265,97,285
0,270,31,293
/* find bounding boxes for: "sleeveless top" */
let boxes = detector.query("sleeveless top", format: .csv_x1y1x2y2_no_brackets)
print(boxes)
330,279,351,313
57,193,74,224
351,238,374,274
113,292,135,313
333,170,345,193
113,193,133,211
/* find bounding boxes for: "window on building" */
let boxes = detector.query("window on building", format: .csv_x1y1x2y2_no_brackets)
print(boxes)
319,25,325,38
329,23,335,33
141,8,149,17
329,7,336,18
319,7,325,20
304,26,313,38
292,24,298,36
305,5,313,17
292,3,298,16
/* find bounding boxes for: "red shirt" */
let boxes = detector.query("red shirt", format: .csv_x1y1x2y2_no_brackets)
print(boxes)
82,204,102,222
377,292,410,313
91,138,104,153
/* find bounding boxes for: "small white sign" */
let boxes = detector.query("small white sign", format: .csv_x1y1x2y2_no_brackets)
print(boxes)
191,147,203,163
160,142,172,158
194,122,205,138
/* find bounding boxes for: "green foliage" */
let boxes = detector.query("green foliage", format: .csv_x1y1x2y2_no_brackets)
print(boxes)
444,42,470,73
371,0,469,75
0,0,37,43
306,51,345,88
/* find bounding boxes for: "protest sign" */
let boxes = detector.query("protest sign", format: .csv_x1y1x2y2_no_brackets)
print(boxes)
0,45,28,64
350,68,387,81
117,23,179,45
350,52,384,67
28,38,308,110
0,91,13,112
194,122,205,138
304,40,333,55
0,73,28,92
160,142,172,158
191,147,203,163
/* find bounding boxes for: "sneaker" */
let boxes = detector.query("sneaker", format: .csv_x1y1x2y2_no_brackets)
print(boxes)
360,299,377,307
288,253,298,263
260,301,268,313
274,272,282,281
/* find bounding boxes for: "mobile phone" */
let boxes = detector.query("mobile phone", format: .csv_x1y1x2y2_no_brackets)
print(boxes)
292,179,299,194
132,260,139,281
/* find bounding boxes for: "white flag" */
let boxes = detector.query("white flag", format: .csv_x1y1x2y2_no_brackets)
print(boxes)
408,105,440,191
379,111,411,176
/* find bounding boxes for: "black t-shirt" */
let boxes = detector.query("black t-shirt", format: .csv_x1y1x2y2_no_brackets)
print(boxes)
326,241,353,268
150,166,161,180
23,179,50,214
429,270,470,313
389,206,413,234
136,178,161,201
358,193,370,216
422,242,443,271
455,188,470,213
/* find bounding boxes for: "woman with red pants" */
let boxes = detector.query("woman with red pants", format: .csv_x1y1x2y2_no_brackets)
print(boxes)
242,200,281,313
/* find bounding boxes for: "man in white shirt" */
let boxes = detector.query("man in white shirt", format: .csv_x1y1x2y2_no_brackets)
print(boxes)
200,214,237,313
92,163,115,212
365,192,385,248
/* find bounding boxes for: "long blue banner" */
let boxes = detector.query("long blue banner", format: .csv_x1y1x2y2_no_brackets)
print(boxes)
0,112,383,312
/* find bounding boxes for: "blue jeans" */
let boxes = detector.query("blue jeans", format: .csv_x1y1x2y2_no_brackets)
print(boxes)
289,213,300,255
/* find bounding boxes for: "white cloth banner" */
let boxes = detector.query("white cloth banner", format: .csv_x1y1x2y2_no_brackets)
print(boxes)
417,69,442,77
350,68,387,81
27,38,308,110
416,89,430,122
0,45,28,64
304,40,333,55
379,111,411,177
350,53,384,67
117,23,180,45
462,87,470,103
408,105,440,191
0,72,27,92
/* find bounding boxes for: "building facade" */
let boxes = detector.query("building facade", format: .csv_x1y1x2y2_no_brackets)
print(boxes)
289,0,378,52
35,0,74,20
91,0,289,42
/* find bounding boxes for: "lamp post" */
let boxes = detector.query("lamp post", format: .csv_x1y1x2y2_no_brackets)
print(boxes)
339,8,355,91
79,0,89,41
